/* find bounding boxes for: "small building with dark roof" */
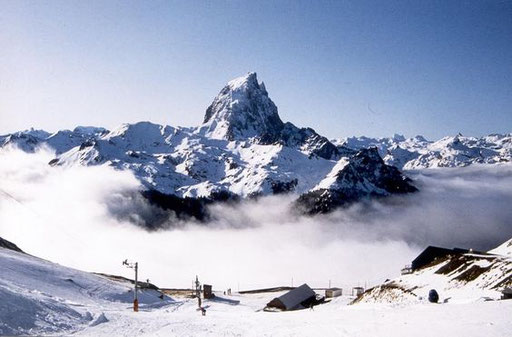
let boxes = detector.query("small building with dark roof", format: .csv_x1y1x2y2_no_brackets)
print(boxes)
266,284,317,311
411,246,479,270
352,287,364,296
502,287,512,300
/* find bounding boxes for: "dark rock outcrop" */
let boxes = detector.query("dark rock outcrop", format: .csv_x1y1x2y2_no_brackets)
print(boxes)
296,148,417,214
0,237,24,253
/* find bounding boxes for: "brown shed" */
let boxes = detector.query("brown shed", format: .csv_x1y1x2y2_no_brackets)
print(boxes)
203,284,213,299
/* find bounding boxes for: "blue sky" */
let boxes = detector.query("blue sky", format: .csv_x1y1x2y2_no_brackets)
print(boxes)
1,0,511,139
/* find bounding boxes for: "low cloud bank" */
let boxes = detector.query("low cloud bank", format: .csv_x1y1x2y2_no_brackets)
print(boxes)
0,147,511,290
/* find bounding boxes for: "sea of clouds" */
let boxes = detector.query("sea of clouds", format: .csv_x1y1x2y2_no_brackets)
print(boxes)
1,146,511,290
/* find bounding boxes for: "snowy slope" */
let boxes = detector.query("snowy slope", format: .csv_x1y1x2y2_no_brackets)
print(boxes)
2,243,511,337
74,292,512,337
0,246,173,336
489,238,512,257
355,240,512,305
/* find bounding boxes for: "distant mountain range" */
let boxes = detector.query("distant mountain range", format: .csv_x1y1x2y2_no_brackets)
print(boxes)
333,133,512,170
1,73,510,219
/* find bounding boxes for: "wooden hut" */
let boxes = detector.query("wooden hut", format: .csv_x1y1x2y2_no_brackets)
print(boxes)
203,284,213,299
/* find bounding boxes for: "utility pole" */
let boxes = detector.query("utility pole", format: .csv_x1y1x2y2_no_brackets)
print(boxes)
123,259,139,312
195,275,201,308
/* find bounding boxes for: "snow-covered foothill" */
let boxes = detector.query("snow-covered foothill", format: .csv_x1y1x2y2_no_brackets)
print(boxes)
355,239,512,305
0,246,173,336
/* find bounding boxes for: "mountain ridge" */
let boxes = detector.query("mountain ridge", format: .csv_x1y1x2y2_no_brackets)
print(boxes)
333,133,512,170
8,73,511,220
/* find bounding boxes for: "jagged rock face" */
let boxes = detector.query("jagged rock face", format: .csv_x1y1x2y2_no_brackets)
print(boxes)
279,123,340,160
199,73,339,159
201,72,284,142
296,148,417,214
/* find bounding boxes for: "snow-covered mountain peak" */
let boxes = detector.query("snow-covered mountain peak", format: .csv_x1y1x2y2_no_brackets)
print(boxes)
104,121,174,142
200,72,284,141
353,147,382,163
72,126,107,135
413,135,428,142
23,128,51,139
392,133,406,142
225,72,259,91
